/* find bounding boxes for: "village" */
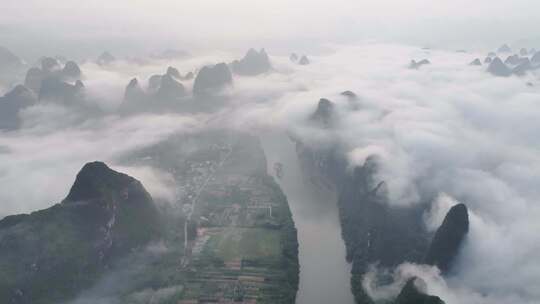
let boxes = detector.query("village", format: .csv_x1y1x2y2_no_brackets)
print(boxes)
123,131,298,304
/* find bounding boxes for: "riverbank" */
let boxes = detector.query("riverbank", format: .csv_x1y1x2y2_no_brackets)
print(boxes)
260,131,355,304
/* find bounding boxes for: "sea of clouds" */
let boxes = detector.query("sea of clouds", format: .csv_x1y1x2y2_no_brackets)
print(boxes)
1,42,539,303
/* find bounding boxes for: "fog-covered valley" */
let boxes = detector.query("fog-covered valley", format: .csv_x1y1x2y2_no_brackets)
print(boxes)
1,2,540,304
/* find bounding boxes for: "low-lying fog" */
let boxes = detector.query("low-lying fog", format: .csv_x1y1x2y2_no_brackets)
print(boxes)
1,43,539,303
1,2,540,302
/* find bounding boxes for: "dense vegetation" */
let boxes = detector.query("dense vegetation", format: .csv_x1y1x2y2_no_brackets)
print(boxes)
0,162,162,304
425,204,469,273
296,140,471,304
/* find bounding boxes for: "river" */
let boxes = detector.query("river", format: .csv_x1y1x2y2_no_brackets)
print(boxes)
261,132,355,304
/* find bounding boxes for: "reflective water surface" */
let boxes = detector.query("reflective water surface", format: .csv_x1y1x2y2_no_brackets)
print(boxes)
261,132,355,304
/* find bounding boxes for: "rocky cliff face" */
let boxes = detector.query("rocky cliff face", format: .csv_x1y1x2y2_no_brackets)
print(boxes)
298,55,310,65
120,78,148,113
147,74,163,93
512,58,533,76
120,68,188,113
469,58,482,66
230,48,271,76
294,137,348,193
296,143,432,303
97,51,116,66
22,59,85,107
155,74,186,102
193,63,233,96
164,66,194,81
166,66,181,79
0,85,38,130
3,57,85,129
296,133,470,303
487,57,512,77
294,98,348,189
290,53,299,62
504,54,521,65
62,61,82,80
38,76,85,105
0,162,162,304
497,44,512,53
338,160,429,266
295,109,463,303
40,57,61,73
425,204,469,274
409,59,430,69
24,67,44,92
309,98,336,128
394,278,445,304
341,90,358,99
531,51,540,64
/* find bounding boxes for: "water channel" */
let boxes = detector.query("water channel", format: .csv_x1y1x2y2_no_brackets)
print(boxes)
261,132,355,304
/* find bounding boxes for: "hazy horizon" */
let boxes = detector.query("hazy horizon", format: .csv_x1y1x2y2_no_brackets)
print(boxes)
2,0,540,60
1,2,539,304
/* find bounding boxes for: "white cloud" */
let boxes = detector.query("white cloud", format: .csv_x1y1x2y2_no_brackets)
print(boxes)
220,43,540,302
0,110,201,215
1,39,540,302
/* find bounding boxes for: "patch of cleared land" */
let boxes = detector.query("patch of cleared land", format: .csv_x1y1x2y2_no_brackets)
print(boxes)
113,130,299,304
204,228,281,262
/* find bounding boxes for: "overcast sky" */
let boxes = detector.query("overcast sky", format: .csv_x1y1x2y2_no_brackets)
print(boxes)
2,0,539,59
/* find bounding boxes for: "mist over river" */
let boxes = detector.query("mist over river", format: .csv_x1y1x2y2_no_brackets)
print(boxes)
261,132,355,304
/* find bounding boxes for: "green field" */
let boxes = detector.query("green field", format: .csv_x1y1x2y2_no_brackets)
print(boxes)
205,228,281,261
